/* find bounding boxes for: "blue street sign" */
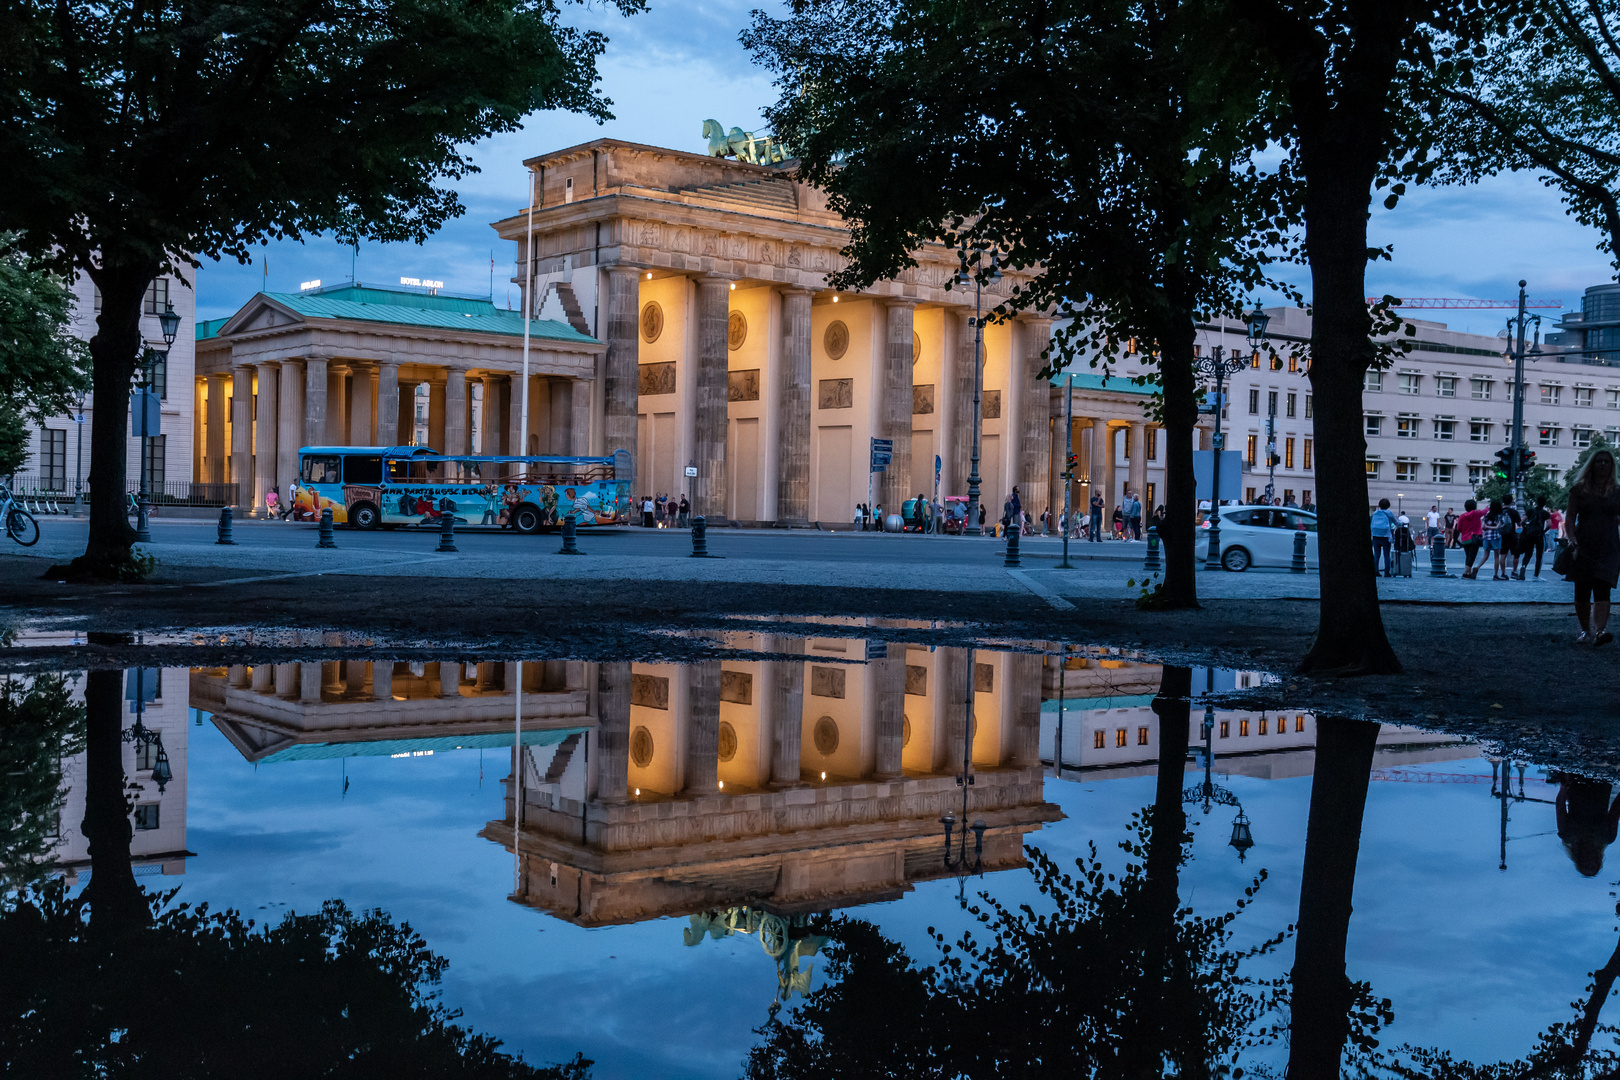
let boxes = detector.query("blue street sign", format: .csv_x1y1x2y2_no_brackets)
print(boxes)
870,437,893,473
130,390,161,437
935,454,942,479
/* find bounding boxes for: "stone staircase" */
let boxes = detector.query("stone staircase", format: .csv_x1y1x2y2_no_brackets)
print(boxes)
678,178,799,215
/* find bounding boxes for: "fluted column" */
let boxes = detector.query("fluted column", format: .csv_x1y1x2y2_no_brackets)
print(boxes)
777,288,813,524
443,370,468,456
1020,320,1053,527
694,275,731,521
1047,412,1064,532
938,648,968,774
250,664,273,692
769,637,805,786
1092,418,1115,515
277,361,302,493
303,359,328,450
253,363,278,515
684,660,721,794
951,311,975,496
1128,422,1149,510
508,376,527,457
881,301,917,510
603,267,641,467
480,375,504,456
872,647,905,780
371,661,393,701
274,663,297,698
549,377,571,455
299,663,321,703
1007,653,1042,767
205,374,227,483
438,661,461,697
571,378,592,456
375,362,399,446
230,365,253,503
596,661,631,803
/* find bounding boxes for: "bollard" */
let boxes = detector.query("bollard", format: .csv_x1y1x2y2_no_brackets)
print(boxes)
1291,527,1308,573
436,507,458,553
1004,525,1022,568
558,513,582,555
215,506,237,545
1143,527,1161,572
317,506,338,548
690,515,709,558
1429,530,1450,577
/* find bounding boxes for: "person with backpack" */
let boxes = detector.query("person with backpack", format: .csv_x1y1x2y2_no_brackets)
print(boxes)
1456,498,1486,579
1369,498,1397,577
1495,493,1522,580
1515,494,1551,579
1565,448,1620,645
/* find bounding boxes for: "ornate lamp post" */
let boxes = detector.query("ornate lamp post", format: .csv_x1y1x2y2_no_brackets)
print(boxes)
123,667,172,794
1197,307,1270,569
942,647,986,873
1182,668,1256,860
954,244,1002,537
132,302,182,543
1504,280,1542,501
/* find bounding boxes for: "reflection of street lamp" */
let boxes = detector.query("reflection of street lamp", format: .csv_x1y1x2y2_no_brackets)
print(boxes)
122,667,171,794
942,646,985,873
1182,669,1255,860
954,244,1002,537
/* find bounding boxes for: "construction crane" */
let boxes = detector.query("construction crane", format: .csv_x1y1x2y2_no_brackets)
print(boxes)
1366,296,1564,309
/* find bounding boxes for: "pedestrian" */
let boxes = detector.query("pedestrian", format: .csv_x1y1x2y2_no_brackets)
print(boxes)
678,494,690,528
1425,505,1440,547
1516,494,1550,579
978,503,987,530
1088,492,1103,543
1550,504,1565,539
642,495,655,529
286,478,301,519
1369,498,1396,577
264,486,279,519
1482,498,1504,579
1565,447,1620,645
1111,503,1123,539
654,493,667,528
1553,773,1620,876
1010,486,1023,526
1496,494,1521,580
1058,508,1068,536
874,502,884,531
1443,507,1458,548
1456,497,1486,579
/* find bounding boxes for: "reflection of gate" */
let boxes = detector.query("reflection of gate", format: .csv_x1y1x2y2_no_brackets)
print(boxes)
683,906,829,1002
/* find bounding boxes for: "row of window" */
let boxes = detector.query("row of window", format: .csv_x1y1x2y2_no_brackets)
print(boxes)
1091,714,1310,749
1363,415,1604,448
1362,459,1560,484
25,428,162,490
1246,388,1312,418
1366,369,1620,407
1243,435,1311,470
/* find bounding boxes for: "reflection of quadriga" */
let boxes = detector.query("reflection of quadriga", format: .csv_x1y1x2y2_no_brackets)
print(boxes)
684,906,829,1003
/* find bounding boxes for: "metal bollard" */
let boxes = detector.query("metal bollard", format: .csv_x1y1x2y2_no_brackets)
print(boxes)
558,513,582,555
215,506,237,545
690,515,709,557
317,506,338,548
1143,527,1161,572
436,507,458,552
1004,525,1022,568
1291,528,1308,573
1429,531,1450,577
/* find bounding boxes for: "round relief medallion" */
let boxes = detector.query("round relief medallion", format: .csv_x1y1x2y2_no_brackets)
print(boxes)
823,320,849,361
630,726,654,768
728,311,747,351
718,721,738,763
640,301,664,344
813,716,840,756
903,715,912,748
912,331,921,365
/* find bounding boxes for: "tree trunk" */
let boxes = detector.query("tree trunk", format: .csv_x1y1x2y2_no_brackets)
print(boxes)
1286,716,1379,1078
52,267,151,580
1155,318,1201,608
80,666,150,932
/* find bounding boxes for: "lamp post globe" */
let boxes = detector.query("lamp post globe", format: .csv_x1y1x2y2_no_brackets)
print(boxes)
158,301,181,346
1245,306,1271,349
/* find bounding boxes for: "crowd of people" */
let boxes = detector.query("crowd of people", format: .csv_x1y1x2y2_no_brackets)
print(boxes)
639,493,690,528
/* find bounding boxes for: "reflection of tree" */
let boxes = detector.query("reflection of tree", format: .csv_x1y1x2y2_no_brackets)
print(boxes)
0,674,84,889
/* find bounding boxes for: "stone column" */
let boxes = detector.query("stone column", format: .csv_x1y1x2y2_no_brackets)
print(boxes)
299,663,321,703
692,275,731,521
481,375,505,456
571,378,592,456
375,362,399,446
776,288,813,524
253,363,279,515
769,637,805,786
1047,414,1064,532
1093,418,1115,515
938,648,968,775
274,663,297,698
595,661,631,803
277,361,302,492
1128,422,1149,510
326,366,347,444
872,647,905,780
347,367,372,447
443,370,468,456
230,365,253,504
603,267,641,466
1007,653,1042,768
508,376,526,457
549,378,571,455
205,374,228,483
881,301,916,510
684,659,721,794
438,661,461,697
428,380,447,451
304,359,328,450
250,663,274,693
372,661,393,701
951,311,976,495
1020,320,1053,527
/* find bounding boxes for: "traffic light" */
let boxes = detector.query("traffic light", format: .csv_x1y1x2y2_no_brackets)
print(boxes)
1066,452,1078,476
1267,452,1281,468
1494,447,1513,480
1518,447,1536,475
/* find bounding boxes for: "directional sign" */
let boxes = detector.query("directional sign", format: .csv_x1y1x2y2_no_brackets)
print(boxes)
130,391,160,437
935,454,942,479
870,437,893,473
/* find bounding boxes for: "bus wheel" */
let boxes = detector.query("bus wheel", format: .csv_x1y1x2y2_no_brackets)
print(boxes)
350,502,380,530
514,505,542,534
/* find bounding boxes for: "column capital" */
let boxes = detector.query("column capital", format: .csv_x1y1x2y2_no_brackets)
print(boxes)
881,296,919,310
778,286,816,298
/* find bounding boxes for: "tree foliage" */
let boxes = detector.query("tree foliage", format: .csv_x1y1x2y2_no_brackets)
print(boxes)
0,675,86,890
0,235,90,425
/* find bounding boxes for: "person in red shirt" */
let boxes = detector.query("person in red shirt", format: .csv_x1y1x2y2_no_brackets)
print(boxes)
1454,497,1487,580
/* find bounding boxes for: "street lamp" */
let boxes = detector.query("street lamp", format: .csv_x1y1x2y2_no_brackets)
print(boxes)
1182,669,1256,861
1504,281,1542,501
954,244,1002,537
942,646,985,874
132,303,180,543
71,390,87,517
122,667,172,794
1195,312,1267,569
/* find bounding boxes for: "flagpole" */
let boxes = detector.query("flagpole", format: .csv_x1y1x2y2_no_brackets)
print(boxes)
520,167,535,458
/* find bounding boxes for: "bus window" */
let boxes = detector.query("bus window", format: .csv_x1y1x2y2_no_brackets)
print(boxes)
301,455,341,485
387,459,409,481
344,455,383,485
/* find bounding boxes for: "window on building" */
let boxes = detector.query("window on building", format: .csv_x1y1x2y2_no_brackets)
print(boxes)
1364,414,1383,437
93,285,102,313
1303,439,1313,471
142,435,166,490
1145,481,1155,507
134,804,160,831
1541,384,1562,405
1398,373,1421,395
1268,390,1279,416
1609,388,1620,410
1250,351,1261,369
1574,427,1595,449
1286,392,1296,418
1469,462,1490,485
1469,421,1491,442
1244,486,1257,503
1283,488,1294,504
1094,729,1104,750
1471,377,1492,400
1436,376,1457,397
1295,715,1306,732
146,349,166,400
1433,461,1455,483
1539,426,1560,446
1577,386,1595,407
1246,434,1257,466
1259,717,1269,735
1364,370,1384,393
1608,427,1620,444
1395,459,1419,483
142,277,169,315
135,738,160,771
1146,429,1157,460
1366,458,1382,479
1396,415,1420,438
1219,721,1230,738
1285,437,1295,469
1239,719,1250,737
1434,418,1455,440
1288,355,1300,372
38,428,66,490
1305,394,1313,418
1115,728,1127,748
1248,388,1259,414
1137,726,1149,746
1302,488,1312,505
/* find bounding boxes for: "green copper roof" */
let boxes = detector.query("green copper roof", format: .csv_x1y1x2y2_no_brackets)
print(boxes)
209,284,600,345
1050,371,1156,396
257,726,587,763
196,317,229,341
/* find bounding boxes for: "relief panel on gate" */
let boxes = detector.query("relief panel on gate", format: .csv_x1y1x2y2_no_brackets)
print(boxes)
982,389,1001,419
728,369,760,402
818,378,853,410
913,384,935,415
639,362,677,396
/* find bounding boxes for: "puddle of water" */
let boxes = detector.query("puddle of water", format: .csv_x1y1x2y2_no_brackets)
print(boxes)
5,636,1618,1076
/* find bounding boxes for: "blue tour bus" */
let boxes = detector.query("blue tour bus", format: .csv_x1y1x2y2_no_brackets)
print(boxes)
293,446,633,533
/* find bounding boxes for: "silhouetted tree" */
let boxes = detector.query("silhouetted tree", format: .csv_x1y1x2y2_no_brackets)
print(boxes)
0,674,85,889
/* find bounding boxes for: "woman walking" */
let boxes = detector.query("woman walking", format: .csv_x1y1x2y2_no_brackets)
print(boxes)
1516,494,1550,579
1456,498,1486,579
1565,447,1620,645
1482,498,1505,580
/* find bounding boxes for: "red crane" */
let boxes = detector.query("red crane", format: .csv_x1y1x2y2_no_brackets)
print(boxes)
1366,297,1564,309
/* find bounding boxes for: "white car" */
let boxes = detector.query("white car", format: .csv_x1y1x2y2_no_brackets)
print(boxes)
1194,505,1318,571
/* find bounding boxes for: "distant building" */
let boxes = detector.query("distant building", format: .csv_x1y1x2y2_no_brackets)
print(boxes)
1547,282,1620,364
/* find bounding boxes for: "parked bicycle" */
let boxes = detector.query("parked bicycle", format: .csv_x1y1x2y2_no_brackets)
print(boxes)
0,482,40,546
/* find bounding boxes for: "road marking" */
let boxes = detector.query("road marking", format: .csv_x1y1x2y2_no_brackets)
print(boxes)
1006,569,1075,610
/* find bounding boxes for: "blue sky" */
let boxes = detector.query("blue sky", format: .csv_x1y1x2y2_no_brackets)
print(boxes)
196,0,1618,340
